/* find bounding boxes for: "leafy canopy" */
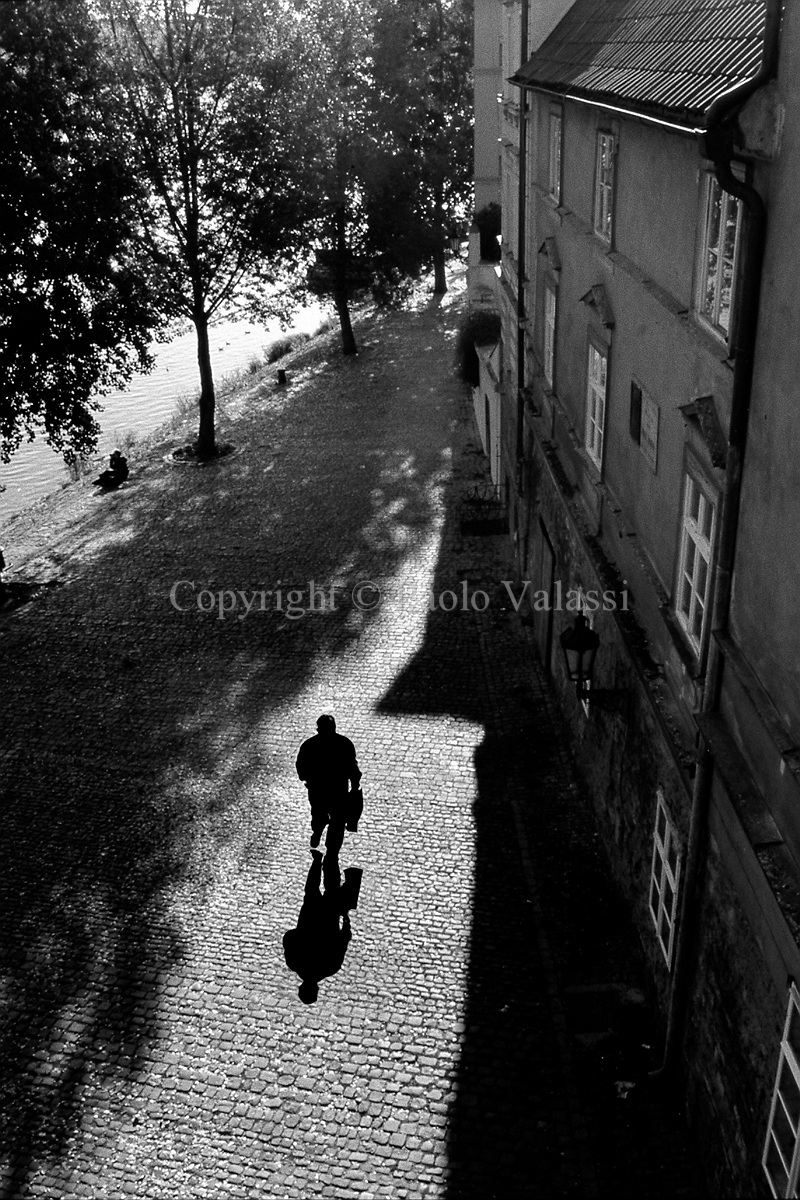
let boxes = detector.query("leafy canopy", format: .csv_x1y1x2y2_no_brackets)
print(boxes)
104,0,313,326
0,0,159,463
103,0,316,454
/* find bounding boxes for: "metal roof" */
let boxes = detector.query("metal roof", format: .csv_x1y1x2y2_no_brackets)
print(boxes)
512,0,767,128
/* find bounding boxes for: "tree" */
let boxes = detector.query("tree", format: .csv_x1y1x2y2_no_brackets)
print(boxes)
302,0,471,353
0,0,159,464
370,0,473,294
302,0,376,356
104,0,313,458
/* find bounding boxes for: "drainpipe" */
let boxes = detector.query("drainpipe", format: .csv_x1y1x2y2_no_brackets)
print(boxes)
515,1,530,468
652,0,781,1084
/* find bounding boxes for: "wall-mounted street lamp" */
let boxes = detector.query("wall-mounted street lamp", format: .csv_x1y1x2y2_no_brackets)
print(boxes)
559,614,600,699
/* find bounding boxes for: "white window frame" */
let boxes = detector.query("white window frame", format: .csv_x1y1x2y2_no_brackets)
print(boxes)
585,342,607,469
543,281,557,389
764,984,800,1198
593,132,615,243
676,472,716,654
696,172,742,339
648,790,681,966
548,110,562,204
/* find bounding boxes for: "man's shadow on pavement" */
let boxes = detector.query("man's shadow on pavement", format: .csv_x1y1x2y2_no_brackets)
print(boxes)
283,851,362,1004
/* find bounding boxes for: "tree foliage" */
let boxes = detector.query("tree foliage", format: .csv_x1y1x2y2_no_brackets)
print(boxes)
0,0,158,463
302,0,473,354
301,0,375,355
371,0,473,294
104,0,314,456
0,0,473,461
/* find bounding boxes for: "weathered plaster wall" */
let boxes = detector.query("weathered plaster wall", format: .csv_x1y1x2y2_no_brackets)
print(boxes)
730,0,800,743
521,437,695,1005
473,0,502,210
615,120,698,307
685,799,789,1197
525,95,739,733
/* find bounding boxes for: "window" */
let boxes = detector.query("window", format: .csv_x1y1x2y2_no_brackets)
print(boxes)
640,392,659,472
593,132,615,242
649,790,680,966
676,473,716,653
548,111,562,203
764,985,800,1198
543,282,557,389
697,173,742,338
585,343,607,468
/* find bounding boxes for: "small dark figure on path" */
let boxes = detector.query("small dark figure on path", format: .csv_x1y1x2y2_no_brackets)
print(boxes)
0,545,6,603
93,449,129,490
296,714,362,852
283,850,359,1004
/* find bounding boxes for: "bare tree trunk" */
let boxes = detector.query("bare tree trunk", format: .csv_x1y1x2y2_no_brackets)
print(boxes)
433,184,447,294
334,201,357,355
334,290,358,356
194,309,216,458
433,246,447,294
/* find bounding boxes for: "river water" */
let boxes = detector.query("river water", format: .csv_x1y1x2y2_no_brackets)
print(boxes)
0,304,327,522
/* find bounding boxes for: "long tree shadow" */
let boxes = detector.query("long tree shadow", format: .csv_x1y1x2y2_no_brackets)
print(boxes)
0,306,457,1195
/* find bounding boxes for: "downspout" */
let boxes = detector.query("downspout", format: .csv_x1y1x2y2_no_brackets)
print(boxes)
652,0,781,1084
515,1,530,468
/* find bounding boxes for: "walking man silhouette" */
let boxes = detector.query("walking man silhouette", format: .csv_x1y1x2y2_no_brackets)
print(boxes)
296,714,362,851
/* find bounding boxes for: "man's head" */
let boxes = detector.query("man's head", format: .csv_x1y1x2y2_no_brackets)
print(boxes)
316,714,336,734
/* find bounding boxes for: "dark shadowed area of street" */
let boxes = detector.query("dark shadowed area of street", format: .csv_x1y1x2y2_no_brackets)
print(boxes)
0,272,703,1198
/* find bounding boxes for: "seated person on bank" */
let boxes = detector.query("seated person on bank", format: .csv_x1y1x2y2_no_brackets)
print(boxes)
93,449,129,490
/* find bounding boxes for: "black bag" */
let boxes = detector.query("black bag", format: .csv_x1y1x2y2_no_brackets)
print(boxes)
346,787,363,832
341,867,363,911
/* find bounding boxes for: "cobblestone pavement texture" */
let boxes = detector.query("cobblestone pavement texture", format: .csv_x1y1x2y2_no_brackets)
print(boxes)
0,273,705,1198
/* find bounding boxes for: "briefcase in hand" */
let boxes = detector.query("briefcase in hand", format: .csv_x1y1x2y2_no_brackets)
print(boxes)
346,787,363,832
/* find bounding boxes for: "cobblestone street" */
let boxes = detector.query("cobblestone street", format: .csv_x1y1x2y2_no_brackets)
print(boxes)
0,278,704,1198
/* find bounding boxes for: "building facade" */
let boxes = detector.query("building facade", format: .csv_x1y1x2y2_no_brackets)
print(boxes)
468,0,800,1194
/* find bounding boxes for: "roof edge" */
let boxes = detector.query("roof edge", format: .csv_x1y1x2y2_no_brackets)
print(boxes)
509,75,705,133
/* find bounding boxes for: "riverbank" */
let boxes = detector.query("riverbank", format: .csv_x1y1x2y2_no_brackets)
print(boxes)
0,302,330,520
0,306,347,569
0,283,430,583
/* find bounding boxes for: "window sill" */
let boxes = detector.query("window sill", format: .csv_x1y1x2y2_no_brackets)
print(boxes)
589,229,613,251
660,606,703,678
585,451,603,477
688,313,735,363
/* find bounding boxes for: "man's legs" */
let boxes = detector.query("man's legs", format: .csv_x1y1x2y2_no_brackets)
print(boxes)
307,788,329,847
325,791,348,853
